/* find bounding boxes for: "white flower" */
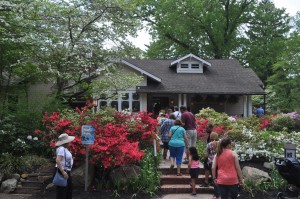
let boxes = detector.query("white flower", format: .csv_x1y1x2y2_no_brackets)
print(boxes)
228,116,236,121
27,135,32,140
33,137,38,141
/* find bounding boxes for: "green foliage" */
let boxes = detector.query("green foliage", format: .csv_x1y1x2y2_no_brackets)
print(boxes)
196,141,207,160
90,67,143,101
269,115,296,132
128,150,160,196
0,153,49,177
196,107,233,129
108,150,160,197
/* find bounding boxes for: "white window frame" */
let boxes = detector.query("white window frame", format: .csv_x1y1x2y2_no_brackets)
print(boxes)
177,61,203,73
97,91,141,112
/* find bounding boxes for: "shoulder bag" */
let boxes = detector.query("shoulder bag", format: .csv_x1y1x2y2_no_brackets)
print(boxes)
52,148,68,187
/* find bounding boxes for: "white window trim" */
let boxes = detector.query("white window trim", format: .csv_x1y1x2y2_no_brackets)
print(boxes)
97,91,141,112
177,61,203,73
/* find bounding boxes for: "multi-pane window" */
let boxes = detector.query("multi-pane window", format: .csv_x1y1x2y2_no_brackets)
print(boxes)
97,92,140,112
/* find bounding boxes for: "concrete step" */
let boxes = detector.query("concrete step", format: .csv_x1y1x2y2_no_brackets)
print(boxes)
160,174,206,184
160,184,213,194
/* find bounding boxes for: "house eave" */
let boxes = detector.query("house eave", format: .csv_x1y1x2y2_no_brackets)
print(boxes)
122,60,162,82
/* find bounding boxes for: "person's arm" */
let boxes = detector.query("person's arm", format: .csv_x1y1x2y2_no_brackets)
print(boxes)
160,120,166,132
183,132,188,148
187,156,192,172
212,155,217,181
56,154,69,179
181,114,186,127
233,151,244,185
168,130,172,138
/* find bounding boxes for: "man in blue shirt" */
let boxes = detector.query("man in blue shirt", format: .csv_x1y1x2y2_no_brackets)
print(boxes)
256,106,264,117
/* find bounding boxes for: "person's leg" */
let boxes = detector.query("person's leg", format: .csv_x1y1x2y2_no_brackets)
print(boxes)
200,158,209,187
191,178,196,194
66,172,73,199
229,184,239,199
185,130,192,162
163,142,168,160
218,185,229,199
56,186,67,199
190,130,197,147
175,146,185,175
169,146,175,167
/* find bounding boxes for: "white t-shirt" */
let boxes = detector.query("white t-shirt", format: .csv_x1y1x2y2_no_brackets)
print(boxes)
173,111,181,119
56,146,73,171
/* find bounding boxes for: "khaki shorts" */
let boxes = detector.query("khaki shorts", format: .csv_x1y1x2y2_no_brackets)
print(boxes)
186,129,197,147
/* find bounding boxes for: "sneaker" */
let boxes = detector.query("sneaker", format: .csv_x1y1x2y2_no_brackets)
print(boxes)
182,160,189,164
200,182,209,187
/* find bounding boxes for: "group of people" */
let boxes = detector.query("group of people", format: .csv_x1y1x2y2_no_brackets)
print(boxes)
158,107,244,199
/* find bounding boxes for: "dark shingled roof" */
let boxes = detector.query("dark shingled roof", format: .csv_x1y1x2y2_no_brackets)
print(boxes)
123,58,265,95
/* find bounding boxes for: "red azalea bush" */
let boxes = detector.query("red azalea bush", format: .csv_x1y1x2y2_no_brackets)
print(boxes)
35,102,158,169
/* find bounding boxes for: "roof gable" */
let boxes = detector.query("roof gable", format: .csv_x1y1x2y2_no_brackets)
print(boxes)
170,53,211,67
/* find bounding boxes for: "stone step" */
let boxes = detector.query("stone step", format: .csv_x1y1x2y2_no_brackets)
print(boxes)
160,167,205,175
160,174,206,184
12,186,41,194
8,193,32,198
160,184,213,194
25,175,53,182
20,180,44,187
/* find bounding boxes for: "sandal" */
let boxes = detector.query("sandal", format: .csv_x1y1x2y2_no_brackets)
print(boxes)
176,173,182,176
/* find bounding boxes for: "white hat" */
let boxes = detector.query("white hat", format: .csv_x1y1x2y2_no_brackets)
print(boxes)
55,133,75,146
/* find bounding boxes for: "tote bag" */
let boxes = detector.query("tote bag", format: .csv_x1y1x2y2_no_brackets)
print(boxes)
52,148,68,187
52,170,67,187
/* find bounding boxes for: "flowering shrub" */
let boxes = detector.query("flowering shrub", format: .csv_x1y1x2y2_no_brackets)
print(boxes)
196,108,300,161
35,102,158,169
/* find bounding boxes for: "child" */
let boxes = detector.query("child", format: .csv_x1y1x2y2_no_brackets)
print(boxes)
187,147,200,196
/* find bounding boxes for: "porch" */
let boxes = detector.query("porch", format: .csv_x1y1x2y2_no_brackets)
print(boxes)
147,93,253,117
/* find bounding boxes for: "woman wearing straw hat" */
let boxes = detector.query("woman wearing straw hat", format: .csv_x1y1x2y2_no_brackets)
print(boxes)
55,133,75,199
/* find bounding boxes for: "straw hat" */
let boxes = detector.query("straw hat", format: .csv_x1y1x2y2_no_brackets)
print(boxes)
55,133,75,147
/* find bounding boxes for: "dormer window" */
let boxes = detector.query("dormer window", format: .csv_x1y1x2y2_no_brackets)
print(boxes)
170,53,211,74
191,64,200,69
177,61,203,73
180,63,189,68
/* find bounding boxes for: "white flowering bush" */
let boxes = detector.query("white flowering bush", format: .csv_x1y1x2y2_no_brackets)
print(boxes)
196,108,300,162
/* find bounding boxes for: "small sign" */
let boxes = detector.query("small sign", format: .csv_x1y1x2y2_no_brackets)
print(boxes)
81,125,95,145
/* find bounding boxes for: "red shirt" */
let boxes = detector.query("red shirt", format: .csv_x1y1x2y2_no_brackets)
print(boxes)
216,149,238,185
181,111,196,130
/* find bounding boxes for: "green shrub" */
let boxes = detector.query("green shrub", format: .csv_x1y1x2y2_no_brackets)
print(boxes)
0,153,28,177
0,153,49,177
196,141,207,159
127,149,160,196
270,115,296,132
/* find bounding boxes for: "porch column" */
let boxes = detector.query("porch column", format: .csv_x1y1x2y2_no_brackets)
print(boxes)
248,96,252,116
183,94,187,106
243,95,247,118
118,96,122,112
178,94,182,107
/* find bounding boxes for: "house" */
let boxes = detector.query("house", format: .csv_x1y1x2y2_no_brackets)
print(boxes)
95,53,265,117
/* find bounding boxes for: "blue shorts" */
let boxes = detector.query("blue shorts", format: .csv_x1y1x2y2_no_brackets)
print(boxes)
169,146,185,165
